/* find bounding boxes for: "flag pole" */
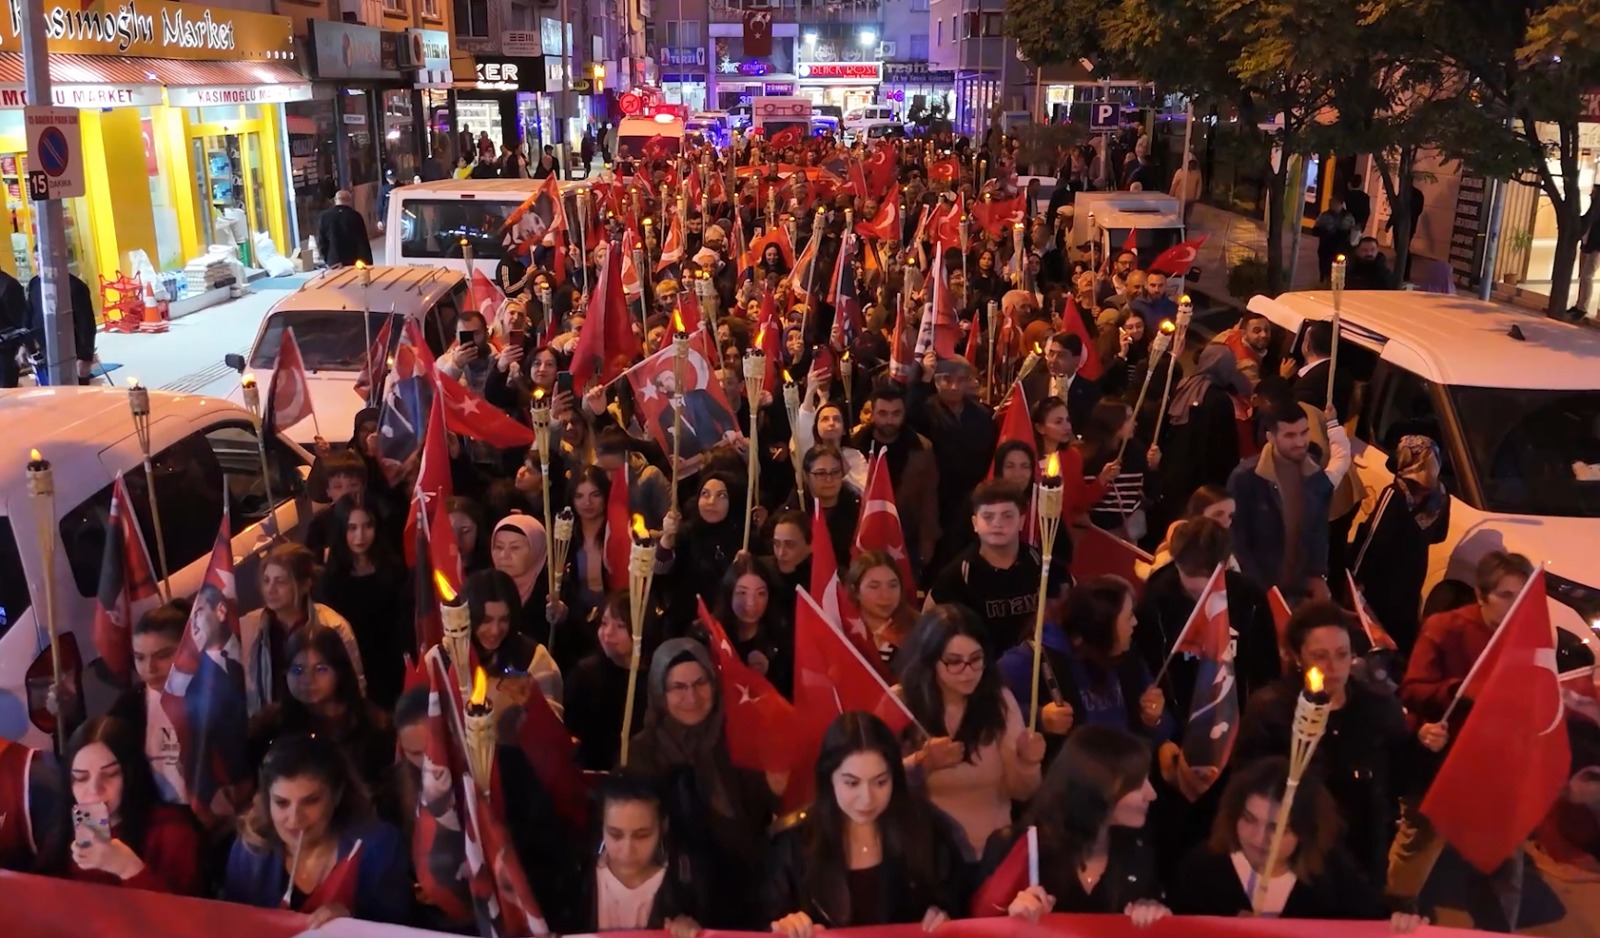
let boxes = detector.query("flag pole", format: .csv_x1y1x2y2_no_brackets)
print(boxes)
742,349,767,550
1115,321,1174,465
1150,297,1194,447
237,374,280,542
1439,565,1545,726
620,520,656,766
127,381,172,601
25,450,64,752
670,328,690,514
1326,256,1345,411
1028,456,1064,733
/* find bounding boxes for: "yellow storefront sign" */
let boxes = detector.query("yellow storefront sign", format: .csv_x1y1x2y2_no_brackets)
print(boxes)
0,0,294,61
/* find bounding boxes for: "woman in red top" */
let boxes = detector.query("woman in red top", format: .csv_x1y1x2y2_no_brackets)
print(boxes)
62,716,203,895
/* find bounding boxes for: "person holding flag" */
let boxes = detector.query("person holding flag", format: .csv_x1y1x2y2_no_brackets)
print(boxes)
766,712,970,937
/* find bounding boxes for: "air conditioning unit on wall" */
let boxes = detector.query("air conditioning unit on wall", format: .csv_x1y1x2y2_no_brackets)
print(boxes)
879,41,896,57
339,0,381,25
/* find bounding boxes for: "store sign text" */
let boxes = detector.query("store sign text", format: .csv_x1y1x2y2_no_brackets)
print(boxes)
7,2,237,55
476,61,520,89
167,83,313,107
798,62,882,82
0,83,162,109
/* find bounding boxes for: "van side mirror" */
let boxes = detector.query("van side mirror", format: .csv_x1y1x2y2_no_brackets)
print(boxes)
224,353,246,373
1185,266,1202,283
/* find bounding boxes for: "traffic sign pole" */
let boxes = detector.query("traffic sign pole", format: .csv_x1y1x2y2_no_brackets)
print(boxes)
22,0,76,386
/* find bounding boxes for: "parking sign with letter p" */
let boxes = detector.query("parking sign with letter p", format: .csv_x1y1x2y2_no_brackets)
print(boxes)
1089,103,1119,132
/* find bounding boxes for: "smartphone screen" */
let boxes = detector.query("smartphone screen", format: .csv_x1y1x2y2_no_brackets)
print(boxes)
556,371,574,397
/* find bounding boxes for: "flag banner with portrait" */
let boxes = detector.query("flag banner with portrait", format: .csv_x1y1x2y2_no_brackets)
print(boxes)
622,327,741,459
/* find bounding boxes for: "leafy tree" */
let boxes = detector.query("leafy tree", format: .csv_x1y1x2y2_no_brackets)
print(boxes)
1004,0,1108,72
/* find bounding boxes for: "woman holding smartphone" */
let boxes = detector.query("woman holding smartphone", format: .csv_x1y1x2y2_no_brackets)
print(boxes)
62,716,203,895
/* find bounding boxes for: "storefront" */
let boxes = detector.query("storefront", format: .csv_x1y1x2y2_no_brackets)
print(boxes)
883,63,953,120
661,48,709,115
454,55,547,157
299,21,404,241
796,61,883,112
0,0,305,315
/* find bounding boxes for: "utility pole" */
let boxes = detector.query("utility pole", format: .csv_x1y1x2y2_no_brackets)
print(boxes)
22,0,74,385
558,0,572,146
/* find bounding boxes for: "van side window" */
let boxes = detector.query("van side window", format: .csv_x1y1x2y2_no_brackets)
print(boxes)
58,433,226,598
205,423,305,525
0,517,28,639
1334,343,1381,442
1368,363,1456,488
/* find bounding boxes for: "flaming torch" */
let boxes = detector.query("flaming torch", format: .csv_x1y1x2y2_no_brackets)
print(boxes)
670,317,690,513
577,186,592,300
438,571,472,697
127,380,171,600
1252,667,1332,912
1117,320,1176,464
742,346,767,550
620,515,655,766
530,389,556,595
464,668,496,795
1152,296,1194,445
550,507,574,598
1028,453,1066,733
459,238,474,277
783,373,804,495
238,373,279,538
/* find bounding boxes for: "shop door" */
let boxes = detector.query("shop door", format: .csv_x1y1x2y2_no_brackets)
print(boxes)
191,130,267,265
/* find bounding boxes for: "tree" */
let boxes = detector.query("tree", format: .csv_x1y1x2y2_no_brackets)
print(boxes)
1004,0,1107,73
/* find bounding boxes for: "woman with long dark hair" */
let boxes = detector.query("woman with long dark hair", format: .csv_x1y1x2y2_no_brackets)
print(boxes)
566,592,650,770
447,495,492,573
223,733,411,926
1077,400,1160,542
709,556,793,697
105,600,191,806
1169,757,1422,929
562,465,616,627
989,726,1166,923
562,772,710,934
318,490,410,709
246,626,396,820
60,716,202,894
794,374,868,493
899,605,1044,860
766,713,969,936
843,550,916,672
626,638,777,928
464,568,563,706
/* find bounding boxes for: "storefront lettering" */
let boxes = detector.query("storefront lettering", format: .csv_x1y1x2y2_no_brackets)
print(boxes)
6,1,237,55
0,84,159,108
798,62,882,81
160,8,234,51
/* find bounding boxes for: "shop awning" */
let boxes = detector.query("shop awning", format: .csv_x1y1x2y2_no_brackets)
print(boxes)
0,54,311,109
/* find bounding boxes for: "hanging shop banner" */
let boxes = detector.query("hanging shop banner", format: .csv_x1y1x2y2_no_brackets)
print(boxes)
743,9,773,57
308,20,399,81
0,0,294,61
166,83,314,107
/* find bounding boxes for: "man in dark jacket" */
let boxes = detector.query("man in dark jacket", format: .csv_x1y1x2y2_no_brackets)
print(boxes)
27,269,95,385
909,356,998,570
0,266,29,387
1022,331,1101,431
316,189,373,268
1227,398,1334,603
849,381,941,578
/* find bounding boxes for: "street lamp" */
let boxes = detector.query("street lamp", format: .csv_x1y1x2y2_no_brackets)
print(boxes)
804,31,817,45
859,29,877,48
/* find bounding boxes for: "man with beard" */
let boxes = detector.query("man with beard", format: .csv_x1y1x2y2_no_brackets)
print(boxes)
1346,236,1395,290
1213,309,1273,388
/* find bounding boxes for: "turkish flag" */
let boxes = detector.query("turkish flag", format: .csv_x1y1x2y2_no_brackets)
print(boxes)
352,316,393,402
808,502,885,678
91,472,160,682
604,464,633,591
1167,564,1239,771
699,598,799,773
1069,525,1155,601
745,224,798,273
266,327,315,434
656,212,685,271
929,157,960,184
1421,567,1570,873
792,225,826,305
435,370,537,449
930,193,965,249
767,125,804,150
915,243,961,359
755,291,783,389
296,841,363,913
404,381,461,591
515,662,591,834
789,587,919,808
1146,235,1208,277
622,327,740,456
469,269,505,318
743,9,773,56
864,144,898,194
1060,295,1103,382
853,451,917,601
972,192,1025,237
888,305,917,384
854,183,902,243
569,242,638,390
1344,570,1398,652
1122,226,1140,256
970,827,1035,916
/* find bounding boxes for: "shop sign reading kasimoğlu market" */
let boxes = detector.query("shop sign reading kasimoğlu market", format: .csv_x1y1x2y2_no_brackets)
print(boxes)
0,0,294,61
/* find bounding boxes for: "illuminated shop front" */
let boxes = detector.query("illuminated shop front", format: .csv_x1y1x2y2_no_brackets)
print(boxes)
0,0,304,316
796,61,883,113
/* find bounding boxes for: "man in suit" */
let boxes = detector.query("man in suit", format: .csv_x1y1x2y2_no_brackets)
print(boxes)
652,367,737,459
1345,174,1372,232
182,583,247,816
1289,320,1354,419
316,189,373,268
1024,331,1102,432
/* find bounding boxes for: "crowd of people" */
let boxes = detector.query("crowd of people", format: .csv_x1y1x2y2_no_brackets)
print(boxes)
1,128,1596,938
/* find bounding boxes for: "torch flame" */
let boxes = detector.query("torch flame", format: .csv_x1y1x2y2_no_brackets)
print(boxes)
673,309,686,333
241,372,256,388
1159,320,1177,335
631,513,649,540
1306,667,1325,694
469,667,488,707
433,569,457,604
1179,294,1192,305
29,448,41,461
532,387,546,402
1044,451,1061,480
459,238,469,247
1032,342,1043,355
1335,254,1346,264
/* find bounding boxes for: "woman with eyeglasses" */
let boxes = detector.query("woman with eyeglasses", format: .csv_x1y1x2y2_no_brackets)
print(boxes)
224,733,412,926
709,556,794,698
60,716,203,895
990,726,1167,925
1236,601,1414,886
246,626,397,823
626,638,777,928
794,371,868,493
1169,757,1422,930
559,772,709,935
899,605,1045,861
771,445,860,576
766,713,970,938
317,490,410,710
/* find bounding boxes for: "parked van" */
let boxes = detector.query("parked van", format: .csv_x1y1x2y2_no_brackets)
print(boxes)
385,178,548,280
1069,191,1190,296
616,113,686,160
0,387,311,748
222,266,468,447
1248,289,1600,667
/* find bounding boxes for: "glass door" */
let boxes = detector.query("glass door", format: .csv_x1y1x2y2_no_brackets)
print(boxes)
191,130,265,267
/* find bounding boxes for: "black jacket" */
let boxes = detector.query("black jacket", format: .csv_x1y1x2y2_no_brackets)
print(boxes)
27,273,95,361
766,811,971,928
1168,843,1389,919
981,823,1161,914
1134,565,1284,716
1156,385,1240,519
317,203,373,267
1351,482,1452,654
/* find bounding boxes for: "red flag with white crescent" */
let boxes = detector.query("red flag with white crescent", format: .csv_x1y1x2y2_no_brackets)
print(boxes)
852,452,917,602
699,598,799,774
266,327,315,433
854,183,902,243
92,473,160,681
1146,235,1208,276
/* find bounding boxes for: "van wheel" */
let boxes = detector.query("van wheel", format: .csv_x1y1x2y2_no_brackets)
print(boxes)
1421,578,1475,621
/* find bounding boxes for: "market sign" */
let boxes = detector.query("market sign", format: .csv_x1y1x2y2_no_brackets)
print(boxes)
0,0,295,61
0,83,162,109
472,56,544,92
797,62,882,83
166,83,313,107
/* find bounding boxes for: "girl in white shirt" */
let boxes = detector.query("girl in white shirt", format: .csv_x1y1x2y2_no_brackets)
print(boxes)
569,773,706,937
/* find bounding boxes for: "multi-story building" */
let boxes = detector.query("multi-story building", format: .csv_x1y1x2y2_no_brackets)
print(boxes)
927,0,1029,134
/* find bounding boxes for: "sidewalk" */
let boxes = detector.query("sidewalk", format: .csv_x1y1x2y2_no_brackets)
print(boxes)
1185,202,1325,311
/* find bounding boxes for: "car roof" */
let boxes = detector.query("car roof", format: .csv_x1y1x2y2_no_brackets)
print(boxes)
272,265,466,314
390,178,554,197
1247,290,1600,391
0,387,249,487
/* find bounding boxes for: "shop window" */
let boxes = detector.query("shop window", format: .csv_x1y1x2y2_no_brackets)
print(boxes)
341,92,379,188
910,34,929,59
383,90,419,182
138,107,183,272
0,517,26,640
288,100,338,248
455,0,489,37
58,432,226,599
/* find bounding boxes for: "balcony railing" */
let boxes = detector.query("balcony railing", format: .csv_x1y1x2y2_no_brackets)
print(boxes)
710,0,882,23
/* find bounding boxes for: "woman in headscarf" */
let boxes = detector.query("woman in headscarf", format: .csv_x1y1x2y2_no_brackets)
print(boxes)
625,637,778,928
1155,344,1251,534
1350,435,1451,655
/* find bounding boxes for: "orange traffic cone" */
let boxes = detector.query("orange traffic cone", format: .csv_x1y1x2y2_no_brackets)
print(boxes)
139,276,169,333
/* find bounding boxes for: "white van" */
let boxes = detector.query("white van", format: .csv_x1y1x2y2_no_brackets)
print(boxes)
616,113,686,161
1247,289,1600,667
386,178,562,280
223,266,468,448
844,105,898,144
0,387,311,748
1069,191,1191,297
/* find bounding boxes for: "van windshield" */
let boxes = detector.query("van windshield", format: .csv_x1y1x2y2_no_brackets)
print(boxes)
1449,385,1600,517
251,310,398,372
398,198,519,260
617,134,680,160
